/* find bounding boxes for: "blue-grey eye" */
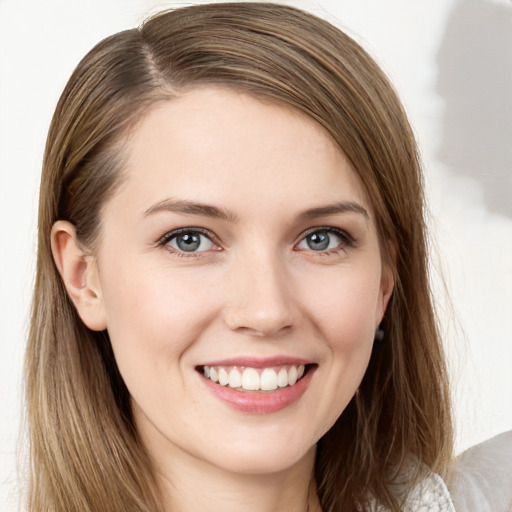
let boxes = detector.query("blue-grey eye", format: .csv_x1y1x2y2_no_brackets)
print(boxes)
297,230,344,251
167,231,214,252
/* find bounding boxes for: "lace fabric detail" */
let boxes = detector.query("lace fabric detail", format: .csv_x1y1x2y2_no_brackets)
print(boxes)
368,472,456,512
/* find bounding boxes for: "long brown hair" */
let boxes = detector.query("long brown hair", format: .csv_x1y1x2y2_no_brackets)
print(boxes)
25,3,453,511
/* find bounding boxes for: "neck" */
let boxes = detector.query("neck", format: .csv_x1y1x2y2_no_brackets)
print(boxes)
153,444,320,512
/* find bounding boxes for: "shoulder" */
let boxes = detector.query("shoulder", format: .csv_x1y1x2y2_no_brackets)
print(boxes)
447,430,512,512
398,472,455,512
369,471,456,512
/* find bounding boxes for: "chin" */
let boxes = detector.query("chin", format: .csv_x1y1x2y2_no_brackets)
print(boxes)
206,436,317,476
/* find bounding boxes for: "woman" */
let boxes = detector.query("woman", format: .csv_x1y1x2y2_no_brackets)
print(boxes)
25,3,454,511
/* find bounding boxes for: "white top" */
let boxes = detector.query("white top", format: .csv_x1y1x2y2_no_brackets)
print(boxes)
370,472,456,512
371,430,512,512
447,430,512,512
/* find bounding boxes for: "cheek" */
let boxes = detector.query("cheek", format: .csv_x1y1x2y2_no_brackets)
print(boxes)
294,266,382,426
303,266,382,352
98,260,219,383
97,264,221,430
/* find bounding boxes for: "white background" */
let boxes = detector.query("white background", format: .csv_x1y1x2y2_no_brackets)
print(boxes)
1,0,511,509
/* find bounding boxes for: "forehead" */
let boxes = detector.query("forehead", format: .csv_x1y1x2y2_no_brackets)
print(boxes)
110,86,371,219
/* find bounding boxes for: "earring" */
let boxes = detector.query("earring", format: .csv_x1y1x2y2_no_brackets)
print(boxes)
374,325,385,342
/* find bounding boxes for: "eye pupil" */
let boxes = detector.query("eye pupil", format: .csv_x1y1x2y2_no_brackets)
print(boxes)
307,232,330,251
176,233,201,252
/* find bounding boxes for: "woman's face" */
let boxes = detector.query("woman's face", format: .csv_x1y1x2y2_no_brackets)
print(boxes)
89,87,393,476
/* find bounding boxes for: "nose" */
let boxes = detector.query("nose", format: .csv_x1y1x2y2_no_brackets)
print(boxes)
223,251,298,337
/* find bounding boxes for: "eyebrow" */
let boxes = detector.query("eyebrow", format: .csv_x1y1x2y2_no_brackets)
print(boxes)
144,198,369,222
297,201,369,221
144,198,238,222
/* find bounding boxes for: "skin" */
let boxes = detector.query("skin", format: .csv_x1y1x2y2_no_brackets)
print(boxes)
52,87,393,512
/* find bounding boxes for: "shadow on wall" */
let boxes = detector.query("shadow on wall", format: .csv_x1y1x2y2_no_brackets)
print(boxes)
436,0,512,218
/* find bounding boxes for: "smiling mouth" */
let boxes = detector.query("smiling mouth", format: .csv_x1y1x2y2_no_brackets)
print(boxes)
197,364,314,392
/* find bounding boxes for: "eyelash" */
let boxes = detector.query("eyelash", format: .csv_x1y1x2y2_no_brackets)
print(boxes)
158,226,357,257
295,226,357,254
158,227,220,257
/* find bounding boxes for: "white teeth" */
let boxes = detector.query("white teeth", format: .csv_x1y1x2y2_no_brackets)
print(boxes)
260,368,278,391
288,365,298,386
228,368,242,388
242,368,260,390
218,368,229,386
277,368,288,388
203,364,307,391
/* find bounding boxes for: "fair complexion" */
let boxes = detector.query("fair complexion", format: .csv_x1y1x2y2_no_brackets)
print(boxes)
52,87,393,512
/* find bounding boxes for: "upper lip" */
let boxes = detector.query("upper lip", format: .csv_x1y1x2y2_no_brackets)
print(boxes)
197,356,314,368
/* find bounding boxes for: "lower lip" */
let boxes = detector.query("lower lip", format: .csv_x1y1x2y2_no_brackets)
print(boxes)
200,367,315,414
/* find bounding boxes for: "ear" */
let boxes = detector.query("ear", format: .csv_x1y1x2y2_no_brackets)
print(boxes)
376,262,395,326
51,221,107,331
